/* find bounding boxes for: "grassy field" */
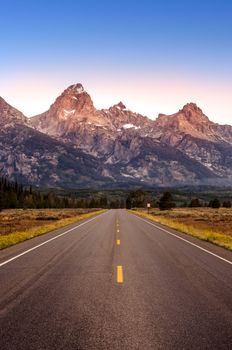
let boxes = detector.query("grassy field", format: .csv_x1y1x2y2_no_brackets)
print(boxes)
0,208,106,249
130,208,232,251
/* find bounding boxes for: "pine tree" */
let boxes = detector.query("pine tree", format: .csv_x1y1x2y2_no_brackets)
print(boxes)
159,192,175,210
189,198,202,207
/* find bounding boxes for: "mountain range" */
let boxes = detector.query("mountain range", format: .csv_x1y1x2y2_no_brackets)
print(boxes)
0,83,232,188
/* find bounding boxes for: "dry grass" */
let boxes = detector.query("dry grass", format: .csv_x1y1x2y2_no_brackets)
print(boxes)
130,208,232,251
0,209,106,249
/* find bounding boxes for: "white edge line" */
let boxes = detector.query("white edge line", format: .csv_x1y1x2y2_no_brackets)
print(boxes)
132,214,232,266
0,212,107,268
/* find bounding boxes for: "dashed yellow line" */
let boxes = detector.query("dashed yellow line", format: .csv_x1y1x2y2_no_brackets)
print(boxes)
117,265,123,283
116,219,123,283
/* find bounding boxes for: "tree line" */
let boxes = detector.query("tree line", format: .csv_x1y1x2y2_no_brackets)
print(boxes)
0,176,126,209
125,189,231,210
0,176,231,210
0,176,75,209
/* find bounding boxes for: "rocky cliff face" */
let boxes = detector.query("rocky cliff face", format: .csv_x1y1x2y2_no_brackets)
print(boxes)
1,84,231,188
154,103,232,144
0,96,114,187
30,84,153,157
153,103,232,177
0,97,28,126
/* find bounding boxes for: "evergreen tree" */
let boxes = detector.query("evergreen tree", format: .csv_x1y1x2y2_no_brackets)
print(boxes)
209,198,221,209
159,192,175,210
189,198,202,207
222,200,231,208
126,196,132,209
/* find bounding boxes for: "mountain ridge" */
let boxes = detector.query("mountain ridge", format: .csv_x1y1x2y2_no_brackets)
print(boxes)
0,83,232,188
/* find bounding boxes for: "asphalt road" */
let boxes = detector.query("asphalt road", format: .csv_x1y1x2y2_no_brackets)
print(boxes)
0,209,232,350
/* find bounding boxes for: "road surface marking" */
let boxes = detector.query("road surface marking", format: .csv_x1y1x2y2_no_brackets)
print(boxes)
117,239,121,245
134,215,232,266
117,229,120,233
117,265,123,283
0,212,107,268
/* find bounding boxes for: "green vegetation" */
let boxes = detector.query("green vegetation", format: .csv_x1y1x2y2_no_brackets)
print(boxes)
1,175,232,251
125,189,149,209
223,200,231,208
0,176,128,209
189,198,202,207
2,176,231,211
209,198,221,208
158,191,175,210
0,176,88,209
0,210,106,249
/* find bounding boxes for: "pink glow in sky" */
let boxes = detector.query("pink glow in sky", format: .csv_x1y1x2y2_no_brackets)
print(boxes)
0,72,231,125
1,1,231,126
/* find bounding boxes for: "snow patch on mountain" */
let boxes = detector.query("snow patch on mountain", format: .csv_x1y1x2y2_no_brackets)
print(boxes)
123,124,140,129
64,109,76,115
75,86,85,94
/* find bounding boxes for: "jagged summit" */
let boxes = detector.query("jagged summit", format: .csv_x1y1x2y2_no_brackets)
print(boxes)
180,102,209,124
113,102,127,110
1,85,232,187
30,84,153,152
52,83,95,114
156,102,210,127
64,83,85,95
153,101,232,151
29,83,96,136
181,102,202,113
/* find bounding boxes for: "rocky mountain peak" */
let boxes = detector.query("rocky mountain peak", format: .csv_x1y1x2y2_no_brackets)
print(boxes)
0,96,27,125
182,102,202,113
64,83,85,95
154,101,226,147
29,83,96,137
1,86,232,188
180,102,209,124
115,102,127,110
110,102,128,112
51,83,95,115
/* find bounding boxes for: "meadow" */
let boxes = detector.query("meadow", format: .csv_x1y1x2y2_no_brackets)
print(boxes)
131,208,232,251
0,208,105,249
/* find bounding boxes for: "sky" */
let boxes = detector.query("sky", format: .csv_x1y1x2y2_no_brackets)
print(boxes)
0,0,232,124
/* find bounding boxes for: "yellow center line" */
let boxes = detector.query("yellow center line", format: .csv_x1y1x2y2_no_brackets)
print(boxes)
117,239,121,245
117,265,123,283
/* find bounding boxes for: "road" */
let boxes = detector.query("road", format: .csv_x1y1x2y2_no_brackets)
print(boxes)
0,209,232,349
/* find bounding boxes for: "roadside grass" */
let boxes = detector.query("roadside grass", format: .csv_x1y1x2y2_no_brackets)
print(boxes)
129,209,232,251
0,210,106,250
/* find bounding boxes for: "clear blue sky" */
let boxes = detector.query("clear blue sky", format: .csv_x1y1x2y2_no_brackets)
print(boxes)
0,0,232,123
